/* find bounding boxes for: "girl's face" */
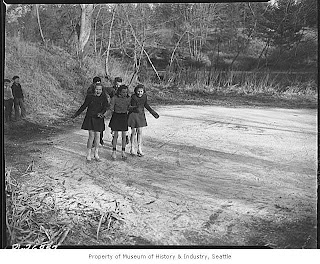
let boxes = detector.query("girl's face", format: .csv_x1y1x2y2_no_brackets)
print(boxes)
120,88,128,98
95,86,103,96
136,88,144,97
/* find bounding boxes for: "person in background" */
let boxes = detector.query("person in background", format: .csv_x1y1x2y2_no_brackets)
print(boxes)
11,75,26,120
108,85,136,161
4,78,14,122
72,83,109,162
105,76,123,99
87,76,103,95
128,84,159,156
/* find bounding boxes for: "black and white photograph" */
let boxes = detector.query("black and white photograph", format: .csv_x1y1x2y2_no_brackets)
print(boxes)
2,0,318,254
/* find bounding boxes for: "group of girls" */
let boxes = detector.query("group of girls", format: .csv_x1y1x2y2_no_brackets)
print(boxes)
72,79,159,162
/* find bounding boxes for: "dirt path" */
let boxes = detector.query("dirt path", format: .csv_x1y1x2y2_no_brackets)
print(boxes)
4,105,317,248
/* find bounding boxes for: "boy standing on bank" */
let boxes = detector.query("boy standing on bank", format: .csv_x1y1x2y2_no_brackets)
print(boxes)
11,76,26,120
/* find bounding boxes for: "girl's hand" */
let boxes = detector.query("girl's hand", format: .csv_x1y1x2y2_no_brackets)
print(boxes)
128,105,138,113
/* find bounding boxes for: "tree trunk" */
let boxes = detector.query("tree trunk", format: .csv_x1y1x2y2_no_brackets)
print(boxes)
187,32,192,58
133,40,145,85
256,39,270,69
94,5,102,56
105,6,116,77
79,4,94,54
216,38,220,70
35,4,46,45
169,31,187,68
230,49,241,70
98,20,106,57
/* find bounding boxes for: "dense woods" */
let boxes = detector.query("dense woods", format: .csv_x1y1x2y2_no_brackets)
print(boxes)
5,1,317,87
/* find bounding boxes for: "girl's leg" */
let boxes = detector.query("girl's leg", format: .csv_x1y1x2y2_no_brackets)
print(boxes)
137,127,144,156
112,131,118,160
126,115,130,145
100,131,104,146
86,130,95,161
121,131,127,160
126,130,130,145
93,131,101,161
130,128,137,155
111,130,114,145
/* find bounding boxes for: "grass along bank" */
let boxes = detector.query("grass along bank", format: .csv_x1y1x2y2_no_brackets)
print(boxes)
146,81,317,109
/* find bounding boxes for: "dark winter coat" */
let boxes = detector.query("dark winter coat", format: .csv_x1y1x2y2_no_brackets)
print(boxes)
128,94,159,128
11,83,24,99
73,94,108,132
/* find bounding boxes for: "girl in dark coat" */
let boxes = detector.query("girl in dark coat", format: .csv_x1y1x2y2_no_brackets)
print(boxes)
128,84,159,156
72,83,108,162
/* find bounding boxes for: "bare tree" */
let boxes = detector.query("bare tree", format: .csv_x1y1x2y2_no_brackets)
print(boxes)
123,6,161,81
35,4,46,45
93,5,103,55
105,6,116,77
169,31,187,67
79,4,94,54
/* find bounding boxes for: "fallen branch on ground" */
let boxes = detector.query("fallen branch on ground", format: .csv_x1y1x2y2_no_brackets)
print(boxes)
5,167,126,246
